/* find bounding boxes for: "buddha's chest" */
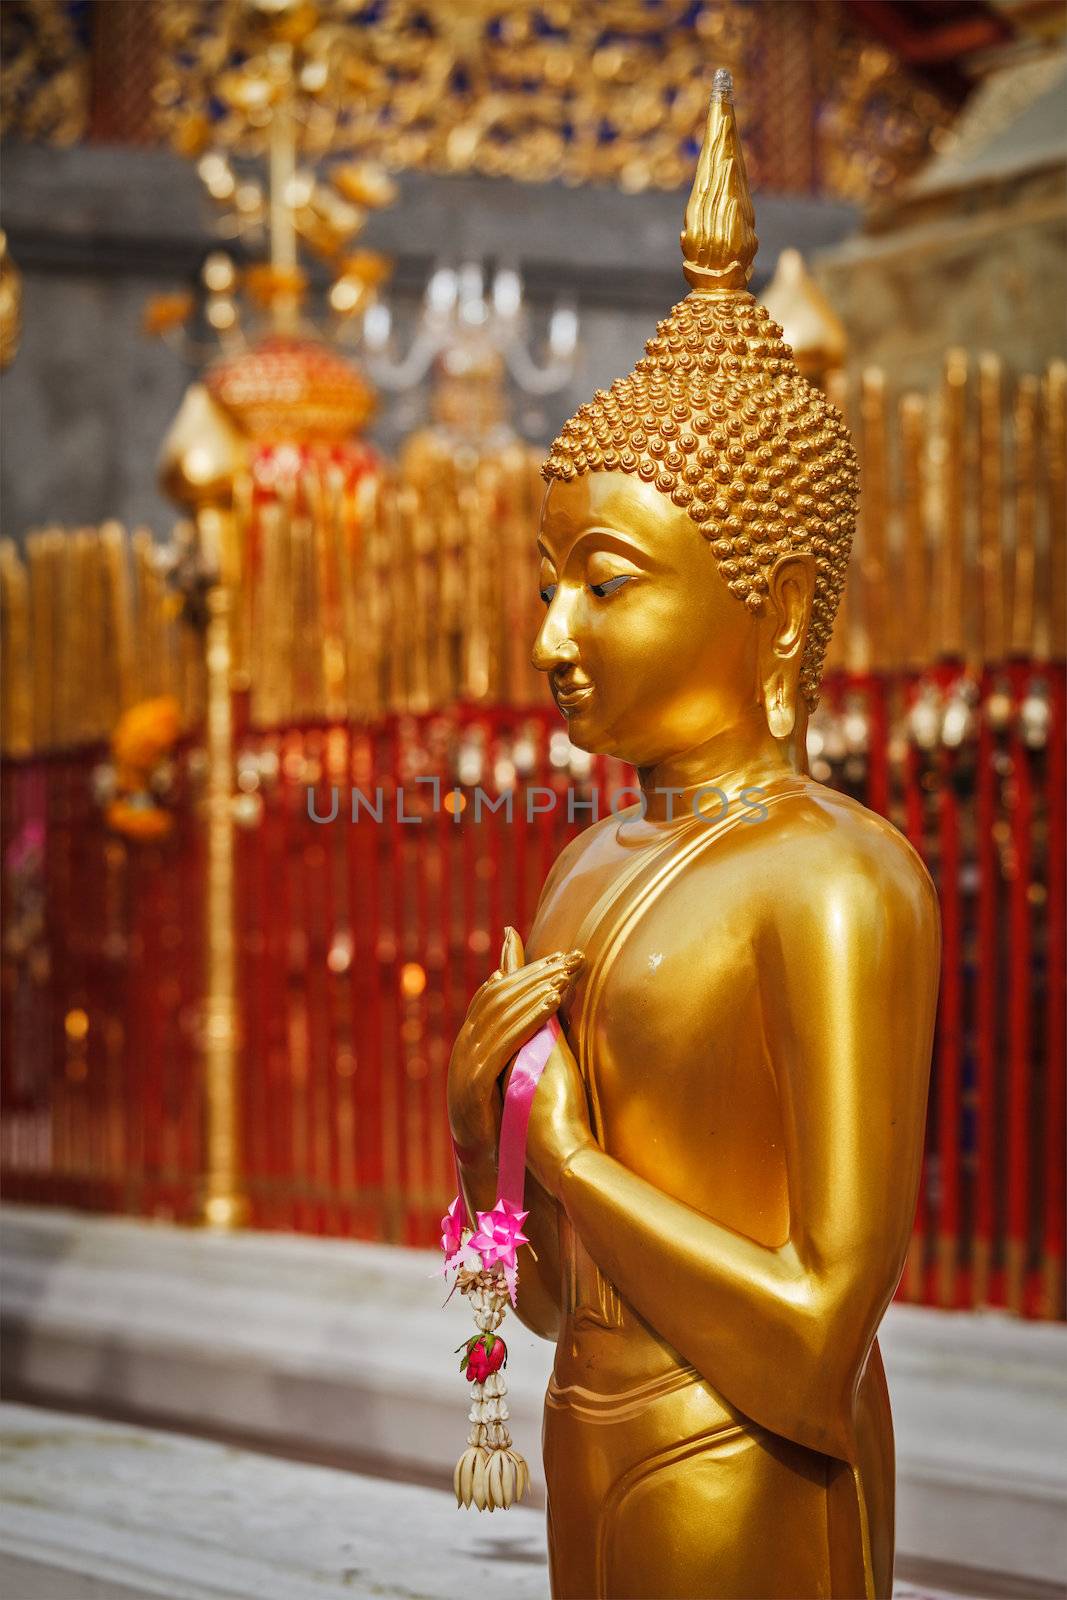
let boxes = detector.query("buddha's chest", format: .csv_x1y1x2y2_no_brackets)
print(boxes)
527,827,790,1247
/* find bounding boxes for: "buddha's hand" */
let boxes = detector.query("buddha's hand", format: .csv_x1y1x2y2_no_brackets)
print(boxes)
447,926,583,1167
525,1027,594,1202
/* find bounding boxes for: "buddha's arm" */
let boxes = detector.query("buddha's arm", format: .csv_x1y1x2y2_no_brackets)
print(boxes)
557,850,940,1462
511,1172,563,1341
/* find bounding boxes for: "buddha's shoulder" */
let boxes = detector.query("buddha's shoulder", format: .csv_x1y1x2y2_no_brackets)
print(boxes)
538,807,621,891
728,777,939,926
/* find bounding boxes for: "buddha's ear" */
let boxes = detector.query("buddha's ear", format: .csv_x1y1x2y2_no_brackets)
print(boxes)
759,554,815,740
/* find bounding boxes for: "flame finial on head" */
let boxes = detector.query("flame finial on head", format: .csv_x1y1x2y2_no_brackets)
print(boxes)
680,68,757,293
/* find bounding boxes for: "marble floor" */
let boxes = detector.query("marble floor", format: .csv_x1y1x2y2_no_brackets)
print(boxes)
1,1402,1037,1600
3,1209,1064,1599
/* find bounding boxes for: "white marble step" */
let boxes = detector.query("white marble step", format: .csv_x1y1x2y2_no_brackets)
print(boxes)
0,1404,985,1600
2,1205,1065,1591
0,1403,549,1600
0,1206,555,1497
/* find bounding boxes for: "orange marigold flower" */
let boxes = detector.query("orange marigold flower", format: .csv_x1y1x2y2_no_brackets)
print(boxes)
331,164,397,211
142,293,194,338
244,264,308,309
106,799,174,842
340,250,393,289
111,696,181,772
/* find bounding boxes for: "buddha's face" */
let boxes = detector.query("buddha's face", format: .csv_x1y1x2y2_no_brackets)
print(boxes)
533,471,762,767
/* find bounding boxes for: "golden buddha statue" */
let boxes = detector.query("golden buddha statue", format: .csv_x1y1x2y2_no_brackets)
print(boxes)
447,70,939,1600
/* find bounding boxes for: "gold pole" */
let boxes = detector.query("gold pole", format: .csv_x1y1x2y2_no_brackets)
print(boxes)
938,350,968,662
257,501,285,728
54,530,76,748
977,355,1004,666
899,393,929,672
27,531,59,751
291,506,316,720
0,540,32,757
131,531,153,704
334,465,361,721
1044,360,1065,663
199,505,247,1228
267,44,300,334
409,484,433,714
365,475,389,719
101,521,134,724
1009,377,1038,659
859,368,889,671
78,529,103,745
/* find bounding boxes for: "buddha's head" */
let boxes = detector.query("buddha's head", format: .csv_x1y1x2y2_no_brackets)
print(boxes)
533,71,857,770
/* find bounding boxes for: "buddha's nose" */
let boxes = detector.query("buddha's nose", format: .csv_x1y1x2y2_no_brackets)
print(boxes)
531,607,580,675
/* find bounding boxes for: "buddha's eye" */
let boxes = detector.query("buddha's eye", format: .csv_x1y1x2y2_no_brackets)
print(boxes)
589,574,632,599
539,583,558,605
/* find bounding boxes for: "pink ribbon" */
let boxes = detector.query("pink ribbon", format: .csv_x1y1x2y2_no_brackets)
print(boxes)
497,1015,560,1210
441,1015,561,1300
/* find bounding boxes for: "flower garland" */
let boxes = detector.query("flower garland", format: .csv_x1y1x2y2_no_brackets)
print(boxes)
441,1017,560,1512
442,1197,531,1511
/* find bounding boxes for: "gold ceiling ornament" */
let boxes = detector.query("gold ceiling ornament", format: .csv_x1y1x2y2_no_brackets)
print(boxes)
144,0,396,364
0,1,956,203
143,6,391,519
151,0,954,201
154,0,397,252
0,0,90,147
815,28,957,204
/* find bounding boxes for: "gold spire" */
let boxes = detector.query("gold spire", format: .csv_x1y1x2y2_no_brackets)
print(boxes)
761,248,847,387
680,68,758,293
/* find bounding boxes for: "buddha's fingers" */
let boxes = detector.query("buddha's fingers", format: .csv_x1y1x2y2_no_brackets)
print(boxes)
500,924,525,975
471,953,580,1031
471,989,573,1091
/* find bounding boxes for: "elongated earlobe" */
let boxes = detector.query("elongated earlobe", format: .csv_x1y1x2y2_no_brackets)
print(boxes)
759,554,813,742
764,673,796,740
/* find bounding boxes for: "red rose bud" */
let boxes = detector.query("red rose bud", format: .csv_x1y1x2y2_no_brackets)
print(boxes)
461,1334,506,1384
484,1336,507,1373
469,1349,490,1382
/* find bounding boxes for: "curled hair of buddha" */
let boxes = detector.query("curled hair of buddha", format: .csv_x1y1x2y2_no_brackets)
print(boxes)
542,70,858,711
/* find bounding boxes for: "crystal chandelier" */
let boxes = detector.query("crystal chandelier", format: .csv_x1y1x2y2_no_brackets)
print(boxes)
359,260,579,400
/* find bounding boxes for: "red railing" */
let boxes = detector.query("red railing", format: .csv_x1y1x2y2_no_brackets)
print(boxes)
2,669,1064,1317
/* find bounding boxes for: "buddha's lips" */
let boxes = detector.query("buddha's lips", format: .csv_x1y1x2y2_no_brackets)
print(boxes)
554,681,594,713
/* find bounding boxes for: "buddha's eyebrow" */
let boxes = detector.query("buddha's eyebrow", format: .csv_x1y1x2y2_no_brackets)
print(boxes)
538,527,657,567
